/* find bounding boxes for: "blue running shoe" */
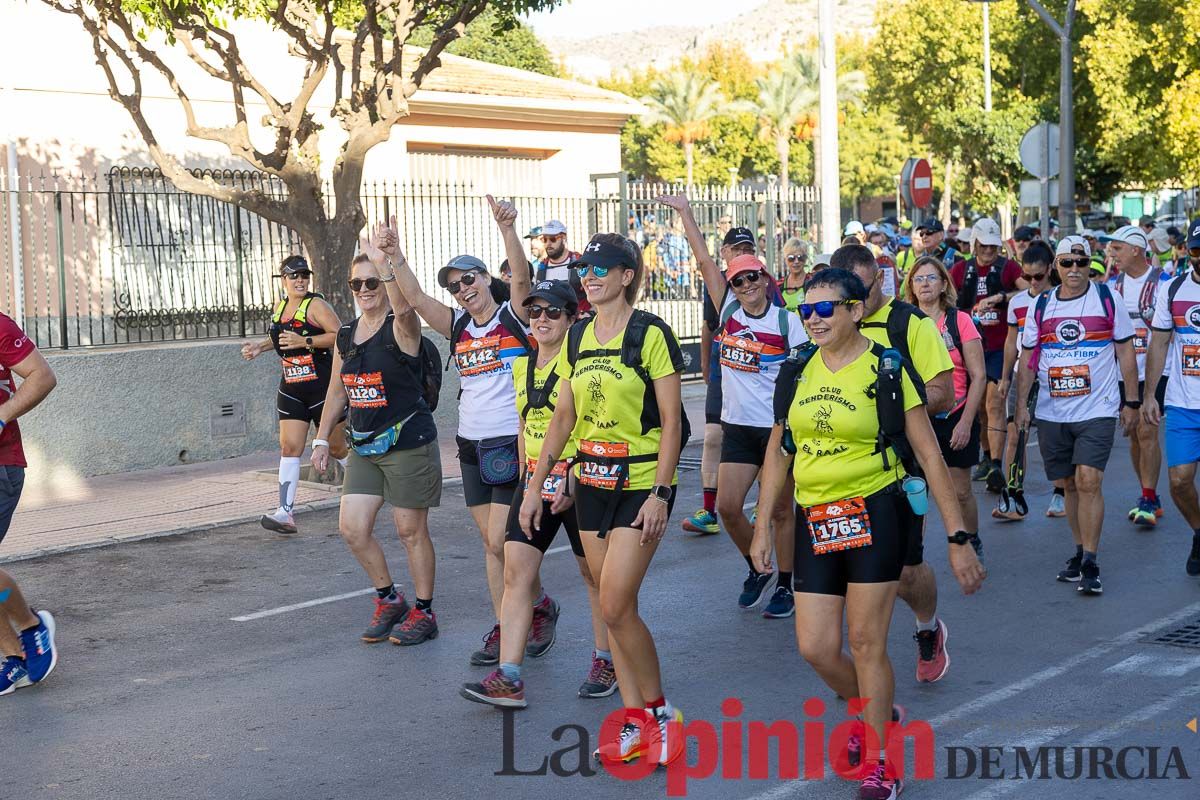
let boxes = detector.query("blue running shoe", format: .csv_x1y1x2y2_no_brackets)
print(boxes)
762,585,795,618
738,570,774,609
682,509,719,535
1130,497,1157,528
21,610,57,684
1,656,30,696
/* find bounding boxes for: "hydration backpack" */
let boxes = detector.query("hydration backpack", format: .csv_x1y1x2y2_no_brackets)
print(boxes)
336,316,443,412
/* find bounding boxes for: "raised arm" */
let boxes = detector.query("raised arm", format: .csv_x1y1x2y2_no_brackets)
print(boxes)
366,217,423,356
658,194,725,311
488,195,532,321
384,223,455,339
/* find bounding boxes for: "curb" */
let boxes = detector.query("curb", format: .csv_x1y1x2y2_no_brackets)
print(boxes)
0,475,466,566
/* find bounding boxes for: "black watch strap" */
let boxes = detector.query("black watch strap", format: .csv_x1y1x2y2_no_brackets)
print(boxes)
947,530,974,545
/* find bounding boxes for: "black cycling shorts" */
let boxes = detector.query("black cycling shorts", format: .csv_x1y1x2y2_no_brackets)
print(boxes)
720,422,773,467
574,483,677,535
504,485,584,557
705,371,723,426
792,482,915,596
457,436,519,508
277,377,335,424
931,406,982,470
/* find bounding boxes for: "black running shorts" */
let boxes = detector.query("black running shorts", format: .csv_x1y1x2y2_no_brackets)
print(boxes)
574,483,677,535
504,485,584,557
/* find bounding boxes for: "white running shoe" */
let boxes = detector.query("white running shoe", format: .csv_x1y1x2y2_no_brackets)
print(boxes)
593,721,645,763
260,508,298,534
1046,493,1066,518
651,704,685,766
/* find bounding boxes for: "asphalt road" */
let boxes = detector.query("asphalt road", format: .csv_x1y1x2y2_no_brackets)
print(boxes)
6,434,1200,800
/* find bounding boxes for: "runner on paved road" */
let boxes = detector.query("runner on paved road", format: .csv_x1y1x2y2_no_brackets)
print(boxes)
995,242,1065,519
661,193,808,618
389,198,560,666
311,222,442,645
460,279,615,708
949,219,1026,493
1143,219,1200,575
242,256,347,534
0,312,61,697
683,225,758,536
1105,224,1171,526
752,267,984,800
835,244,964,685
521,233,687,768
1015,236,1141,596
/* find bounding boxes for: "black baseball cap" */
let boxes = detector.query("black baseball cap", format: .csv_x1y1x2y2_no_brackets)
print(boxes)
522,279,578,313
573,236,634,270
916,219,944,234
276,255,311,277
723,227,755,247
1187,218,1200,250
437,254,489,288
1013,225,1038,242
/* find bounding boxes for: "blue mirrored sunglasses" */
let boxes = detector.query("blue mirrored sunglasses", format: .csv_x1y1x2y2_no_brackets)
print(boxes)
576,264,611,279
799,299,859,319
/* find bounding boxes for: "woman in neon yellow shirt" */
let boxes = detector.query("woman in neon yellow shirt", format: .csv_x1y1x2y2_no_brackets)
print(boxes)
779,237,809,313
751,268,985,799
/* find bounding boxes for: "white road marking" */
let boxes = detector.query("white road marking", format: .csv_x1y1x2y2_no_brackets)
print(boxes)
231,588,376,622
741,599,1200,800
1103,652,1200,677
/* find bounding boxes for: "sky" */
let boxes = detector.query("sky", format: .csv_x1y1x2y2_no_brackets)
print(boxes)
522,0,758,39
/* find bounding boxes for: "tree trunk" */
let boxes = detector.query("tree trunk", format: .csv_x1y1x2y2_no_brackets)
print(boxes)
300,223,360,321
777,134,790,196
684,140,695,187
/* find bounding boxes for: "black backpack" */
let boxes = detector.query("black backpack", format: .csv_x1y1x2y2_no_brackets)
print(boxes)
956,257,1006,311
773,341,917,475
519,352,559,420
336,315,443,412
565,309,692,449
858,300,929,404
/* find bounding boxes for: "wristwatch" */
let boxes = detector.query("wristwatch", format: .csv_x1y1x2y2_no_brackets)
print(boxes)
305,336,313,347
947,530,975,545
650,484,672,503
1123,399,1142,410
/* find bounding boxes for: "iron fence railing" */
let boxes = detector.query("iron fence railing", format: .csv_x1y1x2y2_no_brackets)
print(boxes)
0,169,819,351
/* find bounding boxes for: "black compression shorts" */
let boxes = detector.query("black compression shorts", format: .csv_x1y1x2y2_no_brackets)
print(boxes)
504,485,584,557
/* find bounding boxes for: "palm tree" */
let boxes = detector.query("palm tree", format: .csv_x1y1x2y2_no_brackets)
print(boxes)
641,72,727,186
739,69,818,193
788,52,866,188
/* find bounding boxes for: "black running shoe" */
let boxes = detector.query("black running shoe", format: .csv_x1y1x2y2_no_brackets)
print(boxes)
1187,536,1200,577
1056,553,1082,582
985,462,1005,494
1077,561,1103,595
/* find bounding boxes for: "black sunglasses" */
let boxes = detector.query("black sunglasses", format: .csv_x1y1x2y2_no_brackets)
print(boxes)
286,271,312,280
447,272,480,295
786,254,808,262
730,271,762,289
800,299,859,319
348,277,380,292
1058,257,1091,269
528,305,565,320
1022,271,1047,281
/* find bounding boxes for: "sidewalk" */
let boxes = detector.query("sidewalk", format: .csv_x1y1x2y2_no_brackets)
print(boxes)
0,383,708,564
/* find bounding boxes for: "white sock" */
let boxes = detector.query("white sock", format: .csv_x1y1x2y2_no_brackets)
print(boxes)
278,457,301,514
336,457,349,469
915,617,939,633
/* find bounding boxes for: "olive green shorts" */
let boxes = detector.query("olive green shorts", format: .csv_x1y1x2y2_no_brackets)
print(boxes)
343,441,443,509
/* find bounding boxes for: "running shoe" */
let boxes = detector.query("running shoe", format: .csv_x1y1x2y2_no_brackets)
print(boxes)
681,509,719,535
1056,553,1082,582
738,570,775,609
0,656,30,697
985,462,1005,494
21,610,57,683
388,608,438,646
259,508,298,534
1188,536,1200,577
992,494,1026,522
1078,561,1103,595
579,654,617,698
594,721,646,764
470,623,502,666
859,762,903,800
1153,495,1164,518
460,669,527,709
846,706,907,768
762,585,795,618
525,596,560,658
1130,497,1157,527
361,595,410,643
914,618,949,683
971,458,993,482
650,704,685,766
1046,493,1067,518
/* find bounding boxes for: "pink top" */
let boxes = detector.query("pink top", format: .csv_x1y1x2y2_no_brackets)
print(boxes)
935,309,982,413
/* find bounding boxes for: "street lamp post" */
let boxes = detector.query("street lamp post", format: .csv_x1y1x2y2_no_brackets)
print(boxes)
1027,0,1077,235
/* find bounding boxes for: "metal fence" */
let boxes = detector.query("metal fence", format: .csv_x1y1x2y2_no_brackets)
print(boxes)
0,169,820,350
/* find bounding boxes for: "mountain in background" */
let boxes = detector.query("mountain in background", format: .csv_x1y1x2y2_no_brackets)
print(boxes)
543,0,881,80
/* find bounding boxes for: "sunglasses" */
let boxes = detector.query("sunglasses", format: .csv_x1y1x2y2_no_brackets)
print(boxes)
1022,271,1047,281
911,273,942,284
447,272,480,295
287,271,312,280
786,254,808,262
577,264,614,279
348,277,380,292
1058,257,1091,270
540,234,565,243
1190,248,1200,259
527,305,566,320
800,299,859,319
729,271,762,289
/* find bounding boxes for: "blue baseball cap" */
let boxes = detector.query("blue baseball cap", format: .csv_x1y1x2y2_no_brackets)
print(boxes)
1188,218,1200,250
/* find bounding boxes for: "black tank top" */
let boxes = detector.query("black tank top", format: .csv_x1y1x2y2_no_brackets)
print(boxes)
271,294,333,383
338,314,436,446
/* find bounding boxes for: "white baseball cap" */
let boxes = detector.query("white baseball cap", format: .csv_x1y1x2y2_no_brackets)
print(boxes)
541,219,567,236
1099,224,1149,250
971,218,1003,247
1055,235,1092,258
1146,227,1171,253
843,220,865,236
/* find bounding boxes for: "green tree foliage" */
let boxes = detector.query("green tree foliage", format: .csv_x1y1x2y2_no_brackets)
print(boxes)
409,8,558,76
639,71,729,186
838,106,925,207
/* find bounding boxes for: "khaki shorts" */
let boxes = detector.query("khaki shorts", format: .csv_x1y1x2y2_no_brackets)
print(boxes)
343,441,442,509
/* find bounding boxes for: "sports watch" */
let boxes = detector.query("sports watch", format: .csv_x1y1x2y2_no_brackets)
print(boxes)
650,484,672,503
946,530,975,546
